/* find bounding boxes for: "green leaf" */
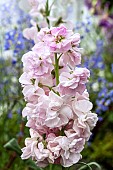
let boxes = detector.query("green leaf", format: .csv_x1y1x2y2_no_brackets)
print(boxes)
78,162,92,170
44,164,62,170
54,17,65,27
88,162,101,169
45,0,50,16
4,138,22,155
24,159,42,170
78,162,101,170
45,0,50,27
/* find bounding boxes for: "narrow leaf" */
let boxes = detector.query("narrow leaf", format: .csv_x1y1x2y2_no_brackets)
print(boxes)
4,138,22,155
24,159,42,170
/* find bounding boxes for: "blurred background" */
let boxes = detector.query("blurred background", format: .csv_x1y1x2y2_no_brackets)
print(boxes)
0,0,113,169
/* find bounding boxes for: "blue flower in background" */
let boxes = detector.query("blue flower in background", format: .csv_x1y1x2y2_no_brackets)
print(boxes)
83,40,105,73
0,0,34,120
111,64,113,73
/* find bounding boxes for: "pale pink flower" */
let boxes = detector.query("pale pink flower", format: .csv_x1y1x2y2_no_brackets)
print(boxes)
32,142,54,167
71,33,81,47
26,118,49,135
21,128,43,159
28,0,46,17
34,25,80,54
23,26,37,40
19,72,32,85
47,136,83,167
72,98,93,116
61,138,84,167
72,98,98,129
73,119,91,141
45,91,73,128
59,67,90,96
62,49,81,67
32,42,51,57
48,26,73,53
22,102,36,118
22,83,45,103
50,29,80,54
23,95,48,127
34,27,50,43
26,91,73,129
64,118,91,141
85,112,98,130
61,151,81,167
75,90,90,101
28,0,39,7
21,129,54,168
22,51,53,78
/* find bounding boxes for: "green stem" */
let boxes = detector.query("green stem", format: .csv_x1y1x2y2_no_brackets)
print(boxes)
62,166,67,170
49,164,53,170
55,53,59,85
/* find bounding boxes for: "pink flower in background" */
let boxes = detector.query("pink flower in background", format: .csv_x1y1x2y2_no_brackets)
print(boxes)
23,26,37,40
28,0,46,17
28,0,39,7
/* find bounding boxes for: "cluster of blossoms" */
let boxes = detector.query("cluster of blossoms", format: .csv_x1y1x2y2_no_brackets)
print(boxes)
21,0,76,43
21,0,53,43
19,25,98,168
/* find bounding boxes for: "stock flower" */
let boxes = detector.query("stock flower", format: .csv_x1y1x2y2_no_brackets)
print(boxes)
72,119,91,141
24,91,73,129
62,49,81,68
33,25,81,55
47,136,84,167
72,97,98,131
21,128,43,159
20,24,98,168
72,98,93,116
19,72,32,85
44,91,73,128
58,67,90,96
22,51,53,78
21,129,54,167
22,83,45,103
48,26,80,54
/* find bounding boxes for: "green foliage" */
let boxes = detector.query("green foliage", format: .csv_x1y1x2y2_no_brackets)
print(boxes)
82,131,113,169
